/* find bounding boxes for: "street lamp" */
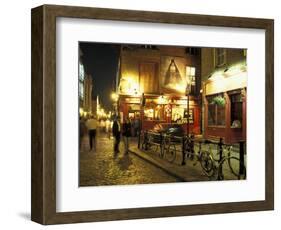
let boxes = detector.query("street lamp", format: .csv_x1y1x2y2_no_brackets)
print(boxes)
111,92,119,101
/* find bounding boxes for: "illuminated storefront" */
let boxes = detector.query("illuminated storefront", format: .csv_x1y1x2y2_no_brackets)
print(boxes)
203,61,247,143
117,94,201,133
114,46,201,134
116,45,202,134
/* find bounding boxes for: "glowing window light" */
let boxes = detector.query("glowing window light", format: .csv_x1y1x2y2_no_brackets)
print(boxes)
119,76,140,95
79,108,84,116
79,63,85,81
208,69,225,82
158,95,167,104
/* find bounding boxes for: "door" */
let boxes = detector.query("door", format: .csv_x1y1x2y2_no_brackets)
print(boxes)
139,62,158,94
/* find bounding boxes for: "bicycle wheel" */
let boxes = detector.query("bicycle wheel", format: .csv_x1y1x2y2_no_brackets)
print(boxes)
220,157,246,180
227,152,245,175
200,151,215,177
166,144,177,163
226,156,246,179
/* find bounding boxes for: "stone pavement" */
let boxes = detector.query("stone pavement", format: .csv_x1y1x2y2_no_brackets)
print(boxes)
79,130,245,187
79,131,180,186
129,142,209,182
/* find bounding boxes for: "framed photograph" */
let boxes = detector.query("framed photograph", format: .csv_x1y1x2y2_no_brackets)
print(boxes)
31,4,274,224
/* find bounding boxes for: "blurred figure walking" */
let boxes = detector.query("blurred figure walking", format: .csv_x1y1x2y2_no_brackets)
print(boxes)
133,116,141,137
112,116,121,155
122,117,132,154
86,115,98,151
79,116,86,150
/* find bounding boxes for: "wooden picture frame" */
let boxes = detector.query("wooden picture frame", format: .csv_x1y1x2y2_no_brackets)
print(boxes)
31,4,274,225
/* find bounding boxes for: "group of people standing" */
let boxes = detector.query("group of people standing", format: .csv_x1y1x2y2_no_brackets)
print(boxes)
80,115,140,155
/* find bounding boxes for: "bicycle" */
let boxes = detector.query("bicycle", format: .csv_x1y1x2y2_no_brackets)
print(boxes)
203,139,246,180
141,130,161,152
162,134,181,163
142,131,180,163
183,135,214,177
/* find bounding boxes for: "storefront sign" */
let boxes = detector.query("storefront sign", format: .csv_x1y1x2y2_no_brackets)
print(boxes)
129,104,141,111
183,108,194,124
125,97,141,104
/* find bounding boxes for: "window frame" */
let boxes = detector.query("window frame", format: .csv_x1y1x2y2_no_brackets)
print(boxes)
214,48,226,67
186,66,196,95
229,91,243,129
206,94,226,128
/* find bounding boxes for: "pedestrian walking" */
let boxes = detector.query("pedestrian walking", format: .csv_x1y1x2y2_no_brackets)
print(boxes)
85,115,98,151
105,118,111,139
112,116,121,154
133,116,141,137
100,119,106,132
79,116,86,150
122,117,132,154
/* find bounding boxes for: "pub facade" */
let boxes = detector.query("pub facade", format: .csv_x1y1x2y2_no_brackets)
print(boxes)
116,45,201,134
201,48,247,143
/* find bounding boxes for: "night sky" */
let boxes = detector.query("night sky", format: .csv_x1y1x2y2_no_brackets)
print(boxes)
79,42,121,111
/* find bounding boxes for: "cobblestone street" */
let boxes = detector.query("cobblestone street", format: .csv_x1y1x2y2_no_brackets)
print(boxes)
79,131,180,186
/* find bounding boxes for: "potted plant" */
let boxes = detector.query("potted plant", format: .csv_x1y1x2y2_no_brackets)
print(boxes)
211,96,226,106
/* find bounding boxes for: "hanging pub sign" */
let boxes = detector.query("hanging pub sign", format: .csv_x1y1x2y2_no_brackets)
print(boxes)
160,56,187,94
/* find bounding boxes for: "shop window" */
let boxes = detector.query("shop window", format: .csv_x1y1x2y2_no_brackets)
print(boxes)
230,93,243,128
172,105,194,124
144,100,165,121
186,66,196,95
155,105,164,120
214,48,226,67
207,94,225,126
128,112,135,119
144,104,164,121
140,45,158,50
144,106,164,121
186,47,200,56
172,106,184,123
144,108,154,121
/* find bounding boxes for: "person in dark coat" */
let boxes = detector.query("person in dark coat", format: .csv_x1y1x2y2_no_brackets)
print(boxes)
79,116,86,150
133,116,141,137
122,117,132,154
112,116,121,154
85,115,98,151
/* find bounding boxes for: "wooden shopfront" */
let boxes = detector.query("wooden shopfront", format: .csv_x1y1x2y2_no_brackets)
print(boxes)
118,94,201,134
203,64,247,144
